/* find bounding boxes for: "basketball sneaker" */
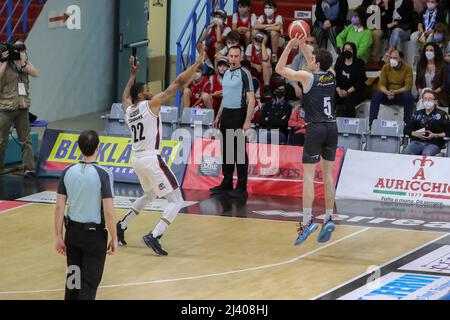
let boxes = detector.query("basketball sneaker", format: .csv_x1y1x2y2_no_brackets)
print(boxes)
317,218,335,243
295,220,318,246
142,233,168,256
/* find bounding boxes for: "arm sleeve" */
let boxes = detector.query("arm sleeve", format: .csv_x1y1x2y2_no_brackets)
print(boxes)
333,0,348,26
356,31,373,62
242,68,255,92
315,0,327,24
336,25,349,49
404,65,413,92
353,60,367,91
405,113,419,136
57,168,69,195
245,44,253,57
96,167,114,199
379,65,388,89
251,14,257,27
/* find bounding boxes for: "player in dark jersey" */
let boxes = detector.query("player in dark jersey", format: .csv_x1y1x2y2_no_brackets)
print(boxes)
276,36,338,246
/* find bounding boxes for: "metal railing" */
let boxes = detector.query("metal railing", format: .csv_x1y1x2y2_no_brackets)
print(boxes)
0,0,45,42
175,0,237,108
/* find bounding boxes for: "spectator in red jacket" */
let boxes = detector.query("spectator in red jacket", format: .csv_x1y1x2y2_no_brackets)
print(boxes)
182,64,211,109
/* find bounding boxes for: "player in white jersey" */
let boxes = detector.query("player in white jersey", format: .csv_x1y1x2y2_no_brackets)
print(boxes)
116,51,205,256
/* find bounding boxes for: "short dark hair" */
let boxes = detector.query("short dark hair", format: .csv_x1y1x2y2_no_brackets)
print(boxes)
314,48,333,71
264,0,277,8
228,45,242,54
354,6,368,28
225,30,241,43
78,131,100,157
130,82,146,104
238,0,251,7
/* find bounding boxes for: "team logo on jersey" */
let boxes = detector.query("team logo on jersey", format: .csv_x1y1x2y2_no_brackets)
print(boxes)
318,75,334,83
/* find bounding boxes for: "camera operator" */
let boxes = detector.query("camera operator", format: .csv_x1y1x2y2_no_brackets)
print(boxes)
0,40,39,178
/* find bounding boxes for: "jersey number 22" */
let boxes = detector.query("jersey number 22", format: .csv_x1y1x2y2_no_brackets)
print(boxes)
131,123,146,143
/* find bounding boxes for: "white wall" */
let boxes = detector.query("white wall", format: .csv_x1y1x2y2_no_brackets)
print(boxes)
26,0,116,122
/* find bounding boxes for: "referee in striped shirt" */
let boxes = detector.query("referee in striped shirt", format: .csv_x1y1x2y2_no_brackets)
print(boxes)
54,130,118,300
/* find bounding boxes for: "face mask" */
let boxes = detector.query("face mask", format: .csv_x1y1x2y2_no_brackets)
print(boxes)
274,88,286,99
307,44,315,53
434,34,444,43
351,16,360,26
390,59,399,68
423,101,435,110
425,51,435,60
194,72,202,81
238,7,248,16
427,2,437,11
213,17,223,26
343,50,353,59
264,8,274,16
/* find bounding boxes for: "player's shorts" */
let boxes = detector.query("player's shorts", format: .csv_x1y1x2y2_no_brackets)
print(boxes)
302,122,338,164
132,152,179,198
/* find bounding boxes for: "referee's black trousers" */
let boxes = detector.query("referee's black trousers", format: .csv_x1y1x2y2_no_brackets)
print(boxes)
220,108,249,190
64,222,107,300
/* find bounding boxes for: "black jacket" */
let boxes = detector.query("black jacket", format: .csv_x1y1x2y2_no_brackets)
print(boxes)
405,108,450,148
259,99,292,135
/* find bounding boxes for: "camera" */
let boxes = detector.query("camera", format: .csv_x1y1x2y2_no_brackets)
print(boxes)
0,42,26,63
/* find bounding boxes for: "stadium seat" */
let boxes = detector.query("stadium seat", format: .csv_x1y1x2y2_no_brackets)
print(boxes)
180,108,214,140
378,104,405,122
160,106,179,141
367,119,404,154
103,103,130,137
336,117,368,150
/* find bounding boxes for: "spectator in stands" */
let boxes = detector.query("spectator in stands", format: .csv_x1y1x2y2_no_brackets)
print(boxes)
0,39,39,178
403,89,450,156
415,42,448,108
285,36,318,101
254,0,284,64
387,0,414,49
336,6,373,64
245,31,273,99
288,105,307,146
312,0,348,53
433,23,450,107
414,0,427,13
410,0,446,60
202,57,229,116
334,42,368,118
216,31,244,60
198,9,231,69
369,49,414,126
182,64,210,109
361,0,393,64
232,0,257,47
258,77,292,144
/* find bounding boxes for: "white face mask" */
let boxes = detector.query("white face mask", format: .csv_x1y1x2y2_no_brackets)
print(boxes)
213,17,223,26
194,72,202,81
424,101,435,110
238,8,248,16
307,45,315,53
425,51,435,61
390,59,399,68
264,8,274,16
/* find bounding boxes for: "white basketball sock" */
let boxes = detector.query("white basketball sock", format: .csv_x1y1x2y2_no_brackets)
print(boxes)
152,220,169,238
302,208,312,225
119,209,137,230
324,209,333,222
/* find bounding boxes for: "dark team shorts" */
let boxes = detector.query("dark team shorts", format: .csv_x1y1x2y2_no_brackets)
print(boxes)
302,122,338,164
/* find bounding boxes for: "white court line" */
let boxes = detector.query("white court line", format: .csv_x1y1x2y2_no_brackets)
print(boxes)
0,227,370,295
310,232,450,300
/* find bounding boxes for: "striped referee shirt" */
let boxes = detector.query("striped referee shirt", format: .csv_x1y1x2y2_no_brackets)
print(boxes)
57,162,114,224
222,67,254,109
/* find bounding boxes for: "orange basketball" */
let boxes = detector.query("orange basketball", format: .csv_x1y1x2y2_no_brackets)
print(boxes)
288,20,311,39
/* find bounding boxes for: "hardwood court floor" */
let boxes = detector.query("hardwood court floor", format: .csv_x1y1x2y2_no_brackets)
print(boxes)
0,203,445,300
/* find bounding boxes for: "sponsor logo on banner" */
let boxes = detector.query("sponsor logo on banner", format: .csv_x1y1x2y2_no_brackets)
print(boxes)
199,157,221,177
400,246,450,274
336,150,450,206
37,129,187,184
183,138,344,198
339,272,450,300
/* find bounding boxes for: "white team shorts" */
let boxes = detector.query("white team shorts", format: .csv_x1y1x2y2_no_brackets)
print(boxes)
132,155,179,198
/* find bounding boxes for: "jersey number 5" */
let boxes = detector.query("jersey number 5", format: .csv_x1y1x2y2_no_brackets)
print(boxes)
131,123,146,143
324,97,332,116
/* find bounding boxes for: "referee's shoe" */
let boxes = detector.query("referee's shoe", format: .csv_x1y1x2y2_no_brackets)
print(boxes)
143,233,168,256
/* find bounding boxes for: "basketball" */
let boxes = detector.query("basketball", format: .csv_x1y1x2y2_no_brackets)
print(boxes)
288,20,311,39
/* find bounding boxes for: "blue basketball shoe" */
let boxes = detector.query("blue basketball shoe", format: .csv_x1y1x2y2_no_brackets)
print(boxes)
295,221,318,246
317,218,335,243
